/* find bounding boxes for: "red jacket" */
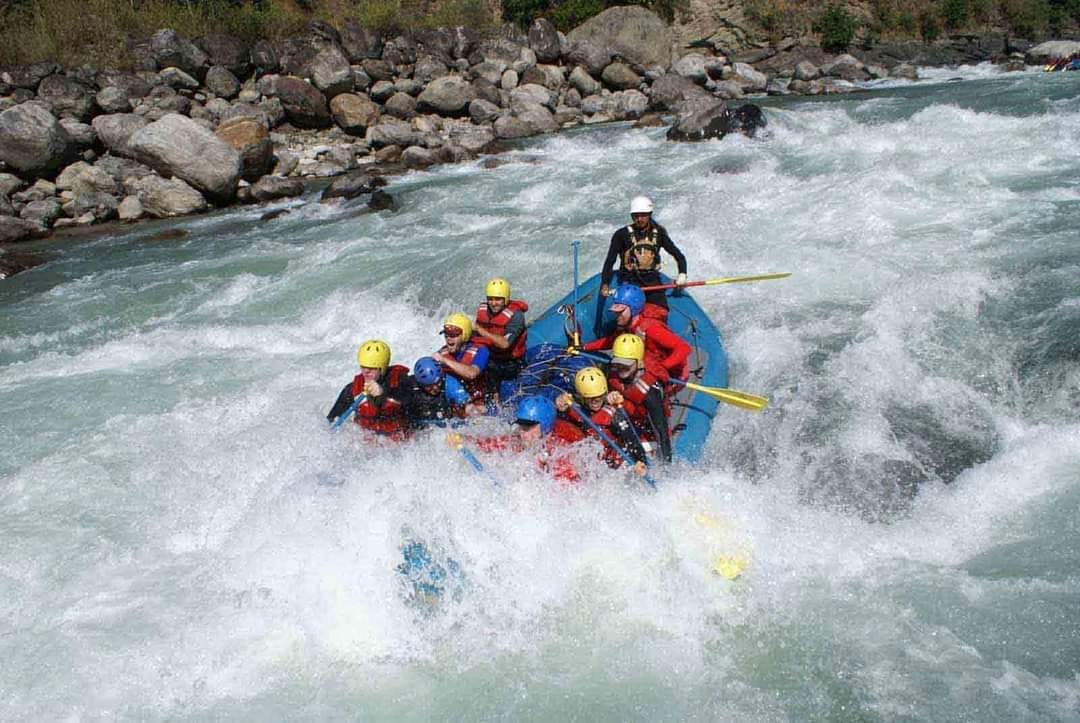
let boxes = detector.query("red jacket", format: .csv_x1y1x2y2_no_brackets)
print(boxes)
473,299,528,361
351,365,410,440
609,367,669,425
583,314,691,381
473,419,585,482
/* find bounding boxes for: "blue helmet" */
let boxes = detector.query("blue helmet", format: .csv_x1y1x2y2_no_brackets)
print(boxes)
413,356,443,386
611,283,645,317
515,395,556,434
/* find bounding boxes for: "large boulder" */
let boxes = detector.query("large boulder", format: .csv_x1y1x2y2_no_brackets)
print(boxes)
727,63,768,92
340,21,384,61
569,66,601,96
69,192,119,222
671,54,708,84
0,216,46,243
514,103,558,134
511,83,557,111
0,103,74,177
417,76,475,115
565,39,611,77
215,117,273,182
445,120,495,152
149,29,209,77
19,198,63,227
521,64,565,90
260,75,331,128
37,75,95,121
205,66,241,99
330,93,380,135
384,92,417,119
365,118,421,148
820,54,866,82
195,33,251,78
468,98,501,124
58,119,95,149
528,19,561,64
92,114,147,158
96,70,153,99
128,114,240,202
96,86,132,114
667,102,766,142
566,7,672,71
278,35,353,98
131,175,207,217
493,114,532,139
1026,39,1080,64
321,171,376,201
56,161,120,195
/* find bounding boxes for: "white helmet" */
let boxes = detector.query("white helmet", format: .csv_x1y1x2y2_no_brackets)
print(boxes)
630,196,653,214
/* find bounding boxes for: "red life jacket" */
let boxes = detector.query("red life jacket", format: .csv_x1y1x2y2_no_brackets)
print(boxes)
609,368,669,423
350,365,410,438
629,314,690,382
565,403,626,468
473,299,529,361
473,421,584,483
437,343,486,403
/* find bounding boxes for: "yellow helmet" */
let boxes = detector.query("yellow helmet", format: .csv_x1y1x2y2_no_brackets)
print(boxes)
357,339,391,372
612,333,645,362
443,312,473,342
574,367,608,399
485,277,511,299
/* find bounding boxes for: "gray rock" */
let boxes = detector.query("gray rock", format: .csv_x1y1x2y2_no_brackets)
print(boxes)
666,99,728,141
250,175,304,202
149,29,209,77
648,73,703,110
279,36,353,98
330,93,380,135
261,76,331,128
501,69,519,90
890,64,918,80
58,119,95,148
821,54,866,82
250,40,279,75
562,87,582,108
865,64,888,80
195,33,250,78
95,154,154,189
417,76,475,115
479,38,523,66
131,174,207,217
158,67,200,90
341,21,384,62
672,54,708,83
727,63,768,92
402,144,439,168
445,120,495,152
0,173,25,197
522,64,564,89
613,89,648,119
383,36,417,66
413,56,449,84
566,7,672,71
96,70,152,99
205,66,241,99
493,114,532,139
468,98,501,124
514,103,557,134
96,86,132,113
215,117,273,181
141,85,192,118
569,66,600,96
0,216,46,242
767,77,792,95
394,78,424,96
273,150,299,177
0,193,12,216
511,83,556,111
351,67,372,92
528,18,561,64
258,96,285,127
384,92,417,119
117,195,143,221
129,114,240,202
37,75,95,120
70,192,119,221
20,198,62,227
470,61,505,86
602,62,641,90
794,60,820,81
362,59,395,82
321,171,375,200
565,39,611,77
0,103,74,177
365,118,421,148
1,61,60,91
706,79,745,100
369,80,396,103
56,161,119,195
1026,39,1080,64
471,78,502,107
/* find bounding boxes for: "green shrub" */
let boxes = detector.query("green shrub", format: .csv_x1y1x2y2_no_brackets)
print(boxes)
898,8,917,34
501,0,548,27
426,0,496,29
941,0,969,28
817,4,856,53
918,8,941,40
1000,0,1050,36
551,0,604,30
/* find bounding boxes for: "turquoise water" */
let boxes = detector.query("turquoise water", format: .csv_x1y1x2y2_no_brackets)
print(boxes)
2,66,1079,720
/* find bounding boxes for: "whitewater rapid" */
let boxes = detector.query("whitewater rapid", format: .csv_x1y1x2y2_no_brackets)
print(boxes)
2,67,1079,720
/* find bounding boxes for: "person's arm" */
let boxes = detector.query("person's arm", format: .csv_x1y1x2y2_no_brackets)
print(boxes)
642,385,672,462
436,346,487,380
581,333,613,352
657,225,687,276
600,228,625,293
649,323,692,373
326,383,355,422
475,311,524,351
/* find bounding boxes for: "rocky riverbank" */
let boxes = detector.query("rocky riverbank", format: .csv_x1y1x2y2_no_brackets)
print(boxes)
2,6,1075,278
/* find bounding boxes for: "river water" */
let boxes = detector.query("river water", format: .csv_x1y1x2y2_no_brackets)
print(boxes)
2,66,1078,720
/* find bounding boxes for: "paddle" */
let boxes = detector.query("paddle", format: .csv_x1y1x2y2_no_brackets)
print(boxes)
566,349,768,413
639,272,791,292
613,407,653,468
330,394,366,429
570,402,657,488
668,378,768,412
448,434,503,486
570,239,582,347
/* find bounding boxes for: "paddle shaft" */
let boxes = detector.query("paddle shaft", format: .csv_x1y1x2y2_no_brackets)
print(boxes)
330,394,367,429
639,272,792,292
570,403,657,488
571,240,582,347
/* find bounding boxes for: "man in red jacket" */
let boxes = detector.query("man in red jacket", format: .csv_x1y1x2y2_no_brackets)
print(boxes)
326,339,411,440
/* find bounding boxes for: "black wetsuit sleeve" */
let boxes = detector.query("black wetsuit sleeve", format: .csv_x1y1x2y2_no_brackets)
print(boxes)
504,311,526,346
327,383,355,422
644,386,672,462
610,410,649,464
601,227,627,287
657,225,687,275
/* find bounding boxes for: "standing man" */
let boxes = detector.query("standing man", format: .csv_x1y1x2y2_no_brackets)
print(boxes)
471,277,528,403
600,195,689,313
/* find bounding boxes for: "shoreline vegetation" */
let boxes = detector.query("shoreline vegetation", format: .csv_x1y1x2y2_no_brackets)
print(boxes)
2,0,1079,279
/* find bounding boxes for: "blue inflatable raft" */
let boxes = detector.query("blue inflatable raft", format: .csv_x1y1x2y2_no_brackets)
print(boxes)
520,272,729,463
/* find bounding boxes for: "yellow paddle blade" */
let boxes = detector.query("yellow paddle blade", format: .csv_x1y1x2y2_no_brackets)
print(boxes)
683,381,769,412
711,555,748,580
702,272,792,286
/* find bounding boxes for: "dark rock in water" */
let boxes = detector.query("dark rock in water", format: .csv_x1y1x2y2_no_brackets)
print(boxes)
0,249,47,278
666,102,766,142
146,227,189,242
260,208,291,221
321,171,375,201
368,189,396,211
